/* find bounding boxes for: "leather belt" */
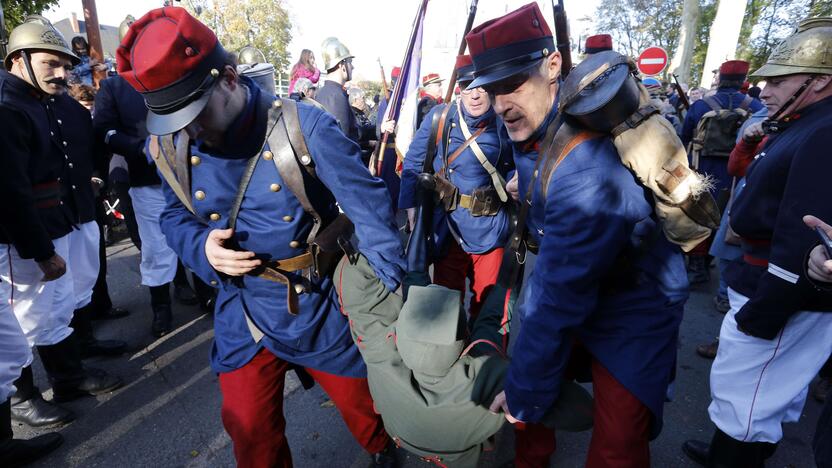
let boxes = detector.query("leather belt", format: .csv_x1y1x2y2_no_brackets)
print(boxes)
252,252,316,316
458,193,476,210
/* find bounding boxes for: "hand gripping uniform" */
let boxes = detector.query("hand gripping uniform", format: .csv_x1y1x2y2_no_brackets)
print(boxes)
399,87,512,321
465,4,688,466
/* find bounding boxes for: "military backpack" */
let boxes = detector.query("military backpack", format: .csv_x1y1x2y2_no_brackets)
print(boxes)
690,94,753,165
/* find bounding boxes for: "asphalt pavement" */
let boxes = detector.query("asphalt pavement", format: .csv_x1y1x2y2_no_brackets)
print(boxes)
13,239,823,467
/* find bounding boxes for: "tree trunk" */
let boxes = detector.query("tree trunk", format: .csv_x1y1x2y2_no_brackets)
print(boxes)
669,0,699,85
699,0,748,89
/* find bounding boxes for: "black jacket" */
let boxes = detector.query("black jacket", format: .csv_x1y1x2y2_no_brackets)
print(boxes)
0,71,75,260
314,80,358,142
726,96,832,339
94,75,161,187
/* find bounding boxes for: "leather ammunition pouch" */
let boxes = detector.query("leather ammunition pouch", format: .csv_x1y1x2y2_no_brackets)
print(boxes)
429,174,502,217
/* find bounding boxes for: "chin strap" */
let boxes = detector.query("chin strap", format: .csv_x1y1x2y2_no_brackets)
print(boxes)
19,50,45,95
763,76,815,133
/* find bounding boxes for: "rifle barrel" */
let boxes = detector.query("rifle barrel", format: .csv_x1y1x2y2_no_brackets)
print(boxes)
443,0,478,103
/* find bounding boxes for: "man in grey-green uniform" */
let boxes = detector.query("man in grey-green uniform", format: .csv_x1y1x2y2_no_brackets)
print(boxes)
337,255,593,467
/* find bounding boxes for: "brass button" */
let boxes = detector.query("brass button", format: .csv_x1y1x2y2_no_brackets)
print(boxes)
300,155,311,165
191,155,201,166
273,100,282,108
210,280,218,286
282,215,293,222
270,183,281,192
289,240,301,248
194,190,206,201
209,213,221,221
262,151,273,160
293,283,305,294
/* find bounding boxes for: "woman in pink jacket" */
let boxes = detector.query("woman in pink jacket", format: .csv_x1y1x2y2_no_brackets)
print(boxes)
288,49,320,94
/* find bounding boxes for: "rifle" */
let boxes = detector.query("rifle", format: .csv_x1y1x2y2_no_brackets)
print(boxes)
552,0,572,78
378,58,390,101
672,73,691,110
0,3,8,60
443,0,479,104
404,0,478,292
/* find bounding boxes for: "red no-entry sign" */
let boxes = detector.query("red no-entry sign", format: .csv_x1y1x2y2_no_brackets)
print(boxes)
637,47,669,76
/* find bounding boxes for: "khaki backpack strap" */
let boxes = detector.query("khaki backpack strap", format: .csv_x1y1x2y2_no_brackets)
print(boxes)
147,135,195,214
456,104,509,202
703,95,722,112
739,94,753,111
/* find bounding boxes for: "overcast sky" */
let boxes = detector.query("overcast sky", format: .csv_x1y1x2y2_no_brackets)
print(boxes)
46,0,600,81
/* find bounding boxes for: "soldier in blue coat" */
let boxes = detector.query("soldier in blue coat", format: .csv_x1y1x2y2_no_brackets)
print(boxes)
681,60,764,284
399,54,512,322
467,4,688,466
118,8,404,467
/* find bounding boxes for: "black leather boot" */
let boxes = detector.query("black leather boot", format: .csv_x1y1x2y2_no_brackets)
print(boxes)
368,443,399,468
173,262,199,305
150,284,173,337
687,255,711,285
37,335,123,403
10,366,75,427
192,275,217,313
683,429,777,468
0,398,63,467
71,305,127,358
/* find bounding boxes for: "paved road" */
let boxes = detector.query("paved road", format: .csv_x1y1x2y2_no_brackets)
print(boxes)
13,239,823,467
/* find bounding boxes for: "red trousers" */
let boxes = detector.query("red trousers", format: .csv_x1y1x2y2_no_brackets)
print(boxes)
515,359,652,468
218,348,389,468
433,240,503,321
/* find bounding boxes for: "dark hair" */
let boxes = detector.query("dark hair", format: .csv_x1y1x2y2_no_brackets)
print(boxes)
71,36,88,50
69,83,96,102
748,86,762,99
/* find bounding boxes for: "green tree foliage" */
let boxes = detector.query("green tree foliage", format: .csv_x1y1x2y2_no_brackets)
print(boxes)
1,0,59,29
595,0,685,59
184,0,292,72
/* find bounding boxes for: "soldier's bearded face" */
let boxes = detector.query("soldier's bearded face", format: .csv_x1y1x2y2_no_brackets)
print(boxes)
487,55,560,142
12,51,72,95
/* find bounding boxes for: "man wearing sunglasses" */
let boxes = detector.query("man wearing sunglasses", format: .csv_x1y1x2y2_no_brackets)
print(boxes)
469,4,687,466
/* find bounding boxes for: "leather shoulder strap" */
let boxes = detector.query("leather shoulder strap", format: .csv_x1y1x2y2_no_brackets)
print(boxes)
280,98,316,178
539,124,600,201
147,134,195,214
422,103,451,174
268,100,323,244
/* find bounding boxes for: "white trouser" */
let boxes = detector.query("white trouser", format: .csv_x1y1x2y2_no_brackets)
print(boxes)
69,221,100,309
0,285,33,402
709,288,832,443
129,185,178,287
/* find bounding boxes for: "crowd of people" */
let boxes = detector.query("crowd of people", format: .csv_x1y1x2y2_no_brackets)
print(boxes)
0,4,831,468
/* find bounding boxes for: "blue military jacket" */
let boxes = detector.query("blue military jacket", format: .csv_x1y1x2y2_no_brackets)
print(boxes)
399,103,512,254
681,87,764,193
157,79,406,375
505,104,689,435
725,96,832,339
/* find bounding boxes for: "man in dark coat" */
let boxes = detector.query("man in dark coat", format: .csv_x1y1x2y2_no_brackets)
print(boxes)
315,36,359,142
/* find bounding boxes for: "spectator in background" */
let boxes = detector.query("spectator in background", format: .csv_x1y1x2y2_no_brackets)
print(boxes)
289,77,315,101
69,36,108,86
349,87,377,166
748,85,762,99
689,86,706,103
288,48,320,95
69,84,96,113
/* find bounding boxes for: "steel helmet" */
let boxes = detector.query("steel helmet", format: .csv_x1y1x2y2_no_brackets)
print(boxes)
5,15,80,69
753,17,832,77
119,15,136,43
238,45,267,65
321,37,353,71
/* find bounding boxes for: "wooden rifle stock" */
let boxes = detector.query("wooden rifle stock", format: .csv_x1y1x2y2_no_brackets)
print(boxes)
443,0,479,104
378,58,390,101
672,73,691,110
552,0,572,78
